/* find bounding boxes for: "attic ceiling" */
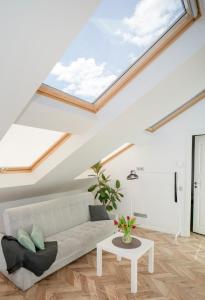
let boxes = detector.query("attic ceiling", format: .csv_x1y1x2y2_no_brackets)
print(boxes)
17,94,97,135
0,0,100,140
0,0,205,201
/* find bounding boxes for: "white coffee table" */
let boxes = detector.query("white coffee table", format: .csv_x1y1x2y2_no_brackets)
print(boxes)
96,232,154,293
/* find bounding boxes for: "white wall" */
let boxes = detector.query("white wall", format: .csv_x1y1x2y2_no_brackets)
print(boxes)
104,99,205,236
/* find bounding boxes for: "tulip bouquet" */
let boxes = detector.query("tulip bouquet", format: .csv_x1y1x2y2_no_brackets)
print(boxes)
114,216,136,244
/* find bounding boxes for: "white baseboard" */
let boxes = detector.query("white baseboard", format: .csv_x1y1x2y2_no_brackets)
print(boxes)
137,223,178,235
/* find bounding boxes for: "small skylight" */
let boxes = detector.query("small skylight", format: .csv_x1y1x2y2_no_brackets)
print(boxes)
101,143,133,164
75,143,133,179
44,0,185,103
0,124,66,169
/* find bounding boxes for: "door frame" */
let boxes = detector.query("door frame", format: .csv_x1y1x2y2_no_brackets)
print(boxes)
182,128,205,236
191,133,205,234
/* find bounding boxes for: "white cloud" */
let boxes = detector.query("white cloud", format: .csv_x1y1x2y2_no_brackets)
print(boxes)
128,53,138,64
51,58,117,101
115,0,183,48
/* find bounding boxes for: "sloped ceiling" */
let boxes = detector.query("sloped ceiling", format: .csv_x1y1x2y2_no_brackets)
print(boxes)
1,44,205,201
0,0,205,201
0,0,99,139
17,94,97,135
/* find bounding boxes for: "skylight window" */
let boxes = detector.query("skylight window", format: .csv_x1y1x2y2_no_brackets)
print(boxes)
43,0,186,105
0,124,69,172
75,143,134,179
101,143,134,164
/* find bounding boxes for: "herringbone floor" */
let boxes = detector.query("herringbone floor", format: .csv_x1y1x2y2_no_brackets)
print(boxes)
0,228,205,300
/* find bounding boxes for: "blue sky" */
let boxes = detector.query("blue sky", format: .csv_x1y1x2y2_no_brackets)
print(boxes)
44,0,185,103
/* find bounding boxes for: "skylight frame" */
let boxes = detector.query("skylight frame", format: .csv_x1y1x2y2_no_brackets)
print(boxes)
101,143,134,165
0,132,70,174
37,1,199,113
146,90,205,133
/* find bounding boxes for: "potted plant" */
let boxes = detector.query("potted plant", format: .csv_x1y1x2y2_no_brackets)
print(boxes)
88,162,123,212
114,216,136,244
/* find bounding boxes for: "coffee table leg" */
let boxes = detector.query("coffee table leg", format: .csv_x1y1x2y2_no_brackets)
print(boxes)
131,259,137,293
97,246,102,276
148,245,154,273
117,255,121,261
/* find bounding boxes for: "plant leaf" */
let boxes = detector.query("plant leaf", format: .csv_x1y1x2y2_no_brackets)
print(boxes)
106,205,113,211
94,191,100,199
116,180,120,188
88,184,97,192
91,162,102,174
102,173,106,181
113,202,117,209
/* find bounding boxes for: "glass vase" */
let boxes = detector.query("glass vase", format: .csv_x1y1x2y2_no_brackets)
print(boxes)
122,231,132,244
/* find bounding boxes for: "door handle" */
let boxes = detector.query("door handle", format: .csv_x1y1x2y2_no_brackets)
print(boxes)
174,172,177,203
194,182,198,188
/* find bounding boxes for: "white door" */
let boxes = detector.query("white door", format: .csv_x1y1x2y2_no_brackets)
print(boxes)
132,172,180,234
193,135,205,235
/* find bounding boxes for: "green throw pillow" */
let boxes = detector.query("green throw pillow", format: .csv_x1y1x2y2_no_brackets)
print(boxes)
17,228,36,253
30,224,45,250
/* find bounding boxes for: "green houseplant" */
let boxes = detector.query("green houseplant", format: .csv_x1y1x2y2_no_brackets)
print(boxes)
88,162,124,211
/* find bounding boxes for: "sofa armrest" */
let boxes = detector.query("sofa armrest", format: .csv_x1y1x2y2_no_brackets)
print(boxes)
0,234,7,272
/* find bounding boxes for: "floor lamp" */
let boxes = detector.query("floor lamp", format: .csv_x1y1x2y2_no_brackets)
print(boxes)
127,170,139,215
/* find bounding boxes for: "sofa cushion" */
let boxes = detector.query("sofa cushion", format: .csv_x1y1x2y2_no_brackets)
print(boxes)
46,220,114,260
3,192,93,238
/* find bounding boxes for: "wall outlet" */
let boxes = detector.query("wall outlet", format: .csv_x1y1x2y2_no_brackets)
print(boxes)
136,167,144,171
134,212,147,218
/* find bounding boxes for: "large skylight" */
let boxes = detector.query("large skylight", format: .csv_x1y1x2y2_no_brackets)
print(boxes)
0,124,65,169
44,0,185,104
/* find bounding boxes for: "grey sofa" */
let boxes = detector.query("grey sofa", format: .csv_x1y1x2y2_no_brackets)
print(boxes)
0,192,114,290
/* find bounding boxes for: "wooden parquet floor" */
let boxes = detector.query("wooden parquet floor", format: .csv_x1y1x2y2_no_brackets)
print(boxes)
0,228,205,300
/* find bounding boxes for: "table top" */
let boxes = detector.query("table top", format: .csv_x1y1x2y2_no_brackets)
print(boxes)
97,232,154,260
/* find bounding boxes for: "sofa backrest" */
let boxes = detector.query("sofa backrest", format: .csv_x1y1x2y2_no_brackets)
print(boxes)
3,192,93,237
